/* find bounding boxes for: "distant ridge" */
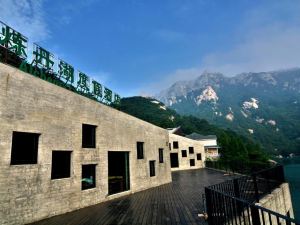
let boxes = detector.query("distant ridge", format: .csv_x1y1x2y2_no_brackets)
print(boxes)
157,68,300,156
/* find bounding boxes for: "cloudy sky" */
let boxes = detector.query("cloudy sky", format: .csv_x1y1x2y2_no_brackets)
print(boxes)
1,0,300,96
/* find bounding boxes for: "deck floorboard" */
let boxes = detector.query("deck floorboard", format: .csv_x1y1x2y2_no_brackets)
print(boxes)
29,169,234,225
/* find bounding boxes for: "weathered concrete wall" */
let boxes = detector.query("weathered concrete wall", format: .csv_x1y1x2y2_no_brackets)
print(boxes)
258,183,295,224
234,183,295,225
169,133,205,171
0,63,172,225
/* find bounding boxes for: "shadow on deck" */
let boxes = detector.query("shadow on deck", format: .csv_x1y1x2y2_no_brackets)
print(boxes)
29,168,234,225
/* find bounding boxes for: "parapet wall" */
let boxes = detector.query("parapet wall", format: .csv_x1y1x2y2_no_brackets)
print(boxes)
258,183,294,224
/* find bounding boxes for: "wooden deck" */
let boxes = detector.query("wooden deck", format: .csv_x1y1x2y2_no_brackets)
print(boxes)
29,169,234,225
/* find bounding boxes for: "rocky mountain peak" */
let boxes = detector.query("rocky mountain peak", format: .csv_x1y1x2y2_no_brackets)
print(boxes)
193,71,225,89
195,86,219,105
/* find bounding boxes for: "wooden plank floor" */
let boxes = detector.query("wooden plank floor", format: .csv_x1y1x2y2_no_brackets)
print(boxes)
29,169,234,225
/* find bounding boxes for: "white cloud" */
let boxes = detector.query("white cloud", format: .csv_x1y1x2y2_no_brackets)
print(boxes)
0,0,49,42
202,25,300,76
201,1,300,75
147,1,300,95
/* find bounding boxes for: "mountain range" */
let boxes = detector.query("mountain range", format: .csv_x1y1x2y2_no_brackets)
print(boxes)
157,68,300,156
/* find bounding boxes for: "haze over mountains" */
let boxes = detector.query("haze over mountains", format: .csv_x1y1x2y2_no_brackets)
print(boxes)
157,68,300,156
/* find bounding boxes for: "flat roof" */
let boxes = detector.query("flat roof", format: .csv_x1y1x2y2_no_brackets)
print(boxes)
186,132,217,140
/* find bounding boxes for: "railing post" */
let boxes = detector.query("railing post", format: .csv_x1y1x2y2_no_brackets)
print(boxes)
205,188,213,225
252,174,260,202
233,178,240,198
233,178,243,216
264,169,271,194
278,165,285,183
250,205,261,225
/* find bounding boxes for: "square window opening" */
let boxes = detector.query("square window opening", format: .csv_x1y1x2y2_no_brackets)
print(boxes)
137,142,144,159
82,164,96,190
11,131,40,165
159,148,164,163
189,147,194,154
197,153,202,160
181,150,187,157
82,124,97,148
190,159,195,167
51,151,72,179
173,141,179,149
149,160,156,177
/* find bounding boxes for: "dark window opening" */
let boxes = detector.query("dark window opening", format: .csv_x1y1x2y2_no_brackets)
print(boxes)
173,141,179,149
197,153,202,160
51,151,71,179
82,164,96,190
11,131,40,165
82,124,96,148
137,142,144,159
108,151,130,195
150,160,155,177
170,153,179,168
169,143,171,150
190,159,195,167
189,147,194,154
182,150,187,157
159,148,164,163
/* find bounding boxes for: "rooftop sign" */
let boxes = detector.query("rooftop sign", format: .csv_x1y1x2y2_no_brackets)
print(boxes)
0,21,121,105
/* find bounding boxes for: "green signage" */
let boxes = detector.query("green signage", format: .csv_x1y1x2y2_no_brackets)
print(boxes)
0,20,121,106
0,22,28,58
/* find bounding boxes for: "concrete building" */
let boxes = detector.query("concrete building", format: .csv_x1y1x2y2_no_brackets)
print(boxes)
168,133,205,171
186,133,220,160
0,63,172,225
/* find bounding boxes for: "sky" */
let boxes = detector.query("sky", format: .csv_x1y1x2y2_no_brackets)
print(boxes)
1,0,300,97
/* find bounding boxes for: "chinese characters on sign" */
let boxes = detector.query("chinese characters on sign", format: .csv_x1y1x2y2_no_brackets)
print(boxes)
32,44,54,71
0,22,28,58
58,59,74,84
0,20,121,105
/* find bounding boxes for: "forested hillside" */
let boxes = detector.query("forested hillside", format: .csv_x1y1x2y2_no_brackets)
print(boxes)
113,96,269,170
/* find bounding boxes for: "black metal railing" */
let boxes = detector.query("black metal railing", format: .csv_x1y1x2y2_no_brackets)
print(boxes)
204,165,299,225
208,165,285,203
205,160,271,175
205,188,299,225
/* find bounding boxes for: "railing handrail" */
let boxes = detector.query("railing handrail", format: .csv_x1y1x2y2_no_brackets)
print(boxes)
251,164,281,176
206,165,285,202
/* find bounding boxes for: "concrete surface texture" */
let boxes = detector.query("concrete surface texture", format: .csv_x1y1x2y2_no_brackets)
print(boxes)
0,63,172,225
